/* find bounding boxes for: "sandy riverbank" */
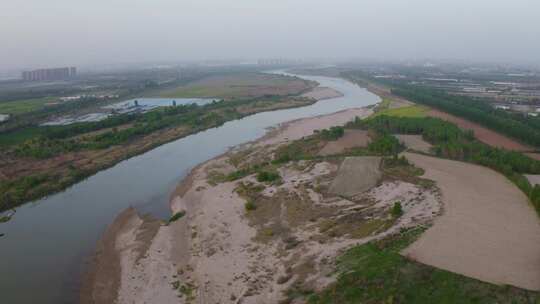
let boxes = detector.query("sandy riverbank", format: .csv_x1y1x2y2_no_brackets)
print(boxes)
301,87,343,101
82,105,446,303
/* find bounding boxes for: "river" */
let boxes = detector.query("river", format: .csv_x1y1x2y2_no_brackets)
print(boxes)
0,72,380,304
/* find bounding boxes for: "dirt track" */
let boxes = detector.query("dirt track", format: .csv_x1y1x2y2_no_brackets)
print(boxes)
395,134,432,153
402,152,540,291
428,109,534,151
318,129,371,156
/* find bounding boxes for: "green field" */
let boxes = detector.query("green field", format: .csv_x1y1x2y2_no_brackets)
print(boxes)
160,85,235,98
306,228,539,304
0,97,57,115
0,127,42,146
159,73,306,99
374,104,429,118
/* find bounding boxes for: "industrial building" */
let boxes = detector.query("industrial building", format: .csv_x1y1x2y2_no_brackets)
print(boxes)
22,67,76,81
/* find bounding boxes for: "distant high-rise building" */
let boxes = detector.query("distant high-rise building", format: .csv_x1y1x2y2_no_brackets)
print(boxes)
257,58,300,66
22,67,77,81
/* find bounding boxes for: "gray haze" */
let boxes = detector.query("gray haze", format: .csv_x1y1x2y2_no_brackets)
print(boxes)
2,0,540,69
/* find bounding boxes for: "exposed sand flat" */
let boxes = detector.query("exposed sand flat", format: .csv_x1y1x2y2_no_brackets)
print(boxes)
301,87,343,101
402,152,540,291
318,129,371,156
260,108,373,146
329,156,382,197
80,208,135,304
395,134,432,153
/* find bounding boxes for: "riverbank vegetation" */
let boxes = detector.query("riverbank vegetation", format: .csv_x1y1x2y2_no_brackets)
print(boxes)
303,228,538,304
373,103,428,118
351,115,540,216
345,70,540,150
233,112,540,216
392,86,540,148
0,75,317,212
159,72,313,99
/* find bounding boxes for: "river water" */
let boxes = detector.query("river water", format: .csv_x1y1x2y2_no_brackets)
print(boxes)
0,73,379,304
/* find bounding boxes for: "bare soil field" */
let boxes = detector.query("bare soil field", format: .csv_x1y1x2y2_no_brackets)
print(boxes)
402,152,540,291
428,109,534,151
395,134,432,153
329,156,382,197
318,129,371,156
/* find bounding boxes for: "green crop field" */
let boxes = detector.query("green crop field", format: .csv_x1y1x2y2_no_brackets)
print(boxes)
0,97,57,115
0,127,43,146
374,104,429,118
159,73,308,99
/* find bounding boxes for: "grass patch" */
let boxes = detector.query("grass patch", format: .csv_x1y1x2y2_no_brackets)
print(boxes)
382,156,431,186
273,136,323,163
373,105,429,118
349,218,395,238
375,97,392,112
0,127,43,146
168,211,186,223
244,200,257,211
0,215,12,223
317,126,345,141
0,97,57,115
256,170,280,183
161,85,233,98
159,73,306,99
391,201,403,218
305,228,539,304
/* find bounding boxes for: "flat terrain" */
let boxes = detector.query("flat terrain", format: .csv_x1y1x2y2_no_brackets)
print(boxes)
318,129,370,156
0,96,57,114
375,104,429,118
159,73,314,99
395,134,432,153
403,152,540,291
428,109,534,152
329,156,382,197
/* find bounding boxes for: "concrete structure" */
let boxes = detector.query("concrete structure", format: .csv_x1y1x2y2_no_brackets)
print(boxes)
22,67,76,81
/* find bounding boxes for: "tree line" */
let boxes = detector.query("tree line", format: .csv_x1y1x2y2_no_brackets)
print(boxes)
390,86,540,149
351,115,540,215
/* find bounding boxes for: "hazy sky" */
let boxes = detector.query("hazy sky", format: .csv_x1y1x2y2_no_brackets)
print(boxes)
2,0,540,69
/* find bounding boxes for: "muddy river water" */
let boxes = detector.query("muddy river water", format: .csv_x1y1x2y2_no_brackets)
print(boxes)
0,72,379,303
